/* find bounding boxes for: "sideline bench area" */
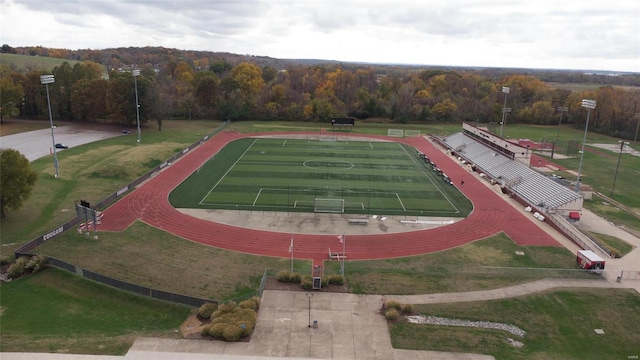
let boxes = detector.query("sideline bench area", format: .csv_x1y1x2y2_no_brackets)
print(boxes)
348,218,368,225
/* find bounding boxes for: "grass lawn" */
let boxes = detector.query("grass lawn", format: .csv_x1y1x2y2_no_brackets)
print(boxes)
170,137,472,216
391,288,640,359
0,268,191,355
586,232,635,258
325,233,592,294
36,221,311,301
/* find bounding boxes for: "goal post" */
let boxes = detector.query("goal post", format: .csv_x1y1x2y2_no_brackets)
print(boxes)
314,198,345,213
404,130,421,137
387,129,404,137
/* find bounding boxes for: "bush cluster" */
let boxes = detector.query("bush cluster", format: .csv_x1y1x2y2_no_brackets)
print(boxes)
301,275,313,290
276,270,302,283
197,302,219,320
6,254,47,279
239,296,260,310
385,308,399,321
383,300,414,321
201,298,261,342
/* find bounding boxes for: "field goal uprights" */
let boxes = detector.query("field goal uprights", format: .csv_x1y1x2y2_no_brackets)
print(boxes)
314,198,345,213
387,129,421,137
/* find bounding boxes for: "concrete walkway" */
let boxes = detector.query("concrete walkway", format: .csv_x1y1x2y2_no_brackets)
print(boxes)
4,278,636,360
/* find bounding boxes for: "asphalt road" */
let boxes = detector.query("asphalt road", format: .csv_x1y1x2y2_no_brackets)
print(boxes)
0,125,122,161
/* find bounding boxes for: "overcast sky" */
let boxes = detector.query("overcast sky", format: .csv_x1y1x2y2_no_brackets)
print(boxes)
1,0,639,72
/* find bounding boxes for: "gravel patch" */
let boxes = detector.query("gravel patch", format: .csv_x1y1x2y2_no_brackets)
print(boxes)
406,315,526,337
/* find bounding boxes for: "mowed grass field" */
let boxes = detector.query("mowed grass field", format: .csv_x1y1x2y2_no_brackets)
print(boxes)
170,137,472,217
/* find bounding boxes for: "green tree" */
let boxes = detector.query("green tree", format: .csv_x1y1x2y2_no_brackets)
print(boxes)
0,72,25,123
0,149,38,219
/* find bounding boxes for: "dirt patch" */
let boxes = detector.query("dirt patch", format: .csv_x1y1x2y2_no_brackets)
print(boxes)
180,314,208,339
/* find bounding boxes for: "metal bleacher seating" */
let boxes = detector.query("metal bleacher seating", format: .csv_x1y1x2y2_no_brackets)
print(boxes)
444,132,581,210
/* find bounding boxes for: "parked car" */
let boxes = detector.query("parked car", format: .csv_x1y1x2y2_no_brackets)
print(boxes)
122,129,131,134
55,143,69,149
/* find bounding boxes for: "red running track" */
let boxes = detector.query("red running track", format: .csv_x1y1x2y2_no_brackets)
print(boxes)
98,132,561,266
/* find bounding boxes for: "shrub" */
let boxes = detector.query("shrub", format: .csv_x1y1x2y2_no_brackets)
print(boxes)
400,303,414,314
239,299,257,310
288,272,302,284
328,274,345,285
321,275,330,287
248,296,260,309
300,275,313,290
384,300,401,311
385,308,399,321
212,301,237,318
200,324,212,336
198,302,219,319
6,257,29,279
25,254,47,273
209,322,226,338
276,270,290,282
222,324,244,342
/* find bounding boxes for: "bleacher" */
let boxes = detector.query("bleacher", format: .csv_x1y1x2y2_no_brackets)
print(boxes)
444,132,582,210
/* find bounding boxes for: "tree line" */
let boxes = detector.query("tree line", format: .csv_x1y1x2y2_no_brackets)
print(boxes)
1,46,639,139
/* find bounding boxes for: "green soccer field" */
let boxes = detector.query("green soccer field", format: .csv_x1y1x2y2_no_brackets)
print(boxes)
169,138,472,217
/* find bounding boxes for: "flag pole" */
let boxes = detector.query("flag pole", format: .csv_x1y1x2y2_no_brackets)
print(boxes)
341,234,345,276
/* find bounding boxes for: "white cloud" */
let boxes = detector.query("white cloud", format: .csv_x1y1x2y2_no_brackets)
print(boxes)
1,0,638,71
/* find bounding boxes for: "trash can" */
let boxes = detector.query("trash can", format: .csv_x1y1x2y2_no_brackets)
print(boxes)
313,320,318,328
616,276,622,283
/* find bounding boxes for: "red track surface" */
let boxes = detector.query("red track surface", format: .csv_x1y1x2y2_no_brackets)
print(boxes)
98,132,561,266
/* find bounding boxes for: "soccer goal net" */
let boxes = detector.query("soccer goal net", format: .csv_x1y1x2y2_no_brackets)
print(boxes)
404,130,421,137
387,129,404,137
314,198,345,213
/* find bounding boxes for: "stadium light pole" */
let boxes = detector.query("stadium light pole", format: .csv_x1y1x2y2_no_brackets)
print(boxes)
499,86,510,138
611,140,629,197
40,74,59,179
132,69,141,143
556,106,568,139
575,99,596,193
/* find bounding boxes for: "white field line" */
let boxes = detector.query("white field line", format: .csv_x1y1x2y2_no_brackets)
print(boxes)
369,142,374,150
399,143,460,214
253,188,263,206
282,140,287,147
199,138,258,205
395,193,407,211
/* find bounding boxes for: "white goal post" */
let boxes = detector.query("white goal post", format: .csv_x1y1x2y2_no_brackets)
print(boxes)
387,129,404,137
314,198,345,213
404,130,421,137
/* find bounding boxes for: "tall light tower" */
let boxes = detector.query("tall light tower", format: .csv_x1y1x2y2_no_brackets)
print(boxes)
40,74,59,178
132,69,141,143
556,106,568,139
499,86,510,138
611,140,629,196
575,99,596,193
